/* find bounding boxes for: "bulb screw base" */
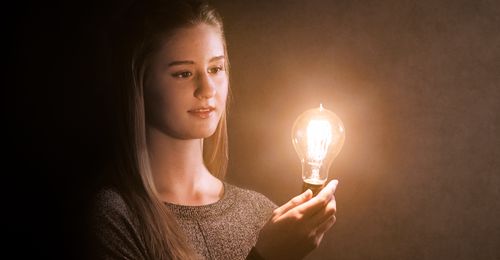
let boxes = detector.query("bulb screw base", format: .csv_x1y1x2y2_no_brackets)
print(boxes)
302,181,325,196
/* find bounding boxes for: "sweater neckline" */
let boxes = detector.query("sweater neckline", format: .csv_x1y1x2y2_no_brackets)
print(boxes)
163,182,236,219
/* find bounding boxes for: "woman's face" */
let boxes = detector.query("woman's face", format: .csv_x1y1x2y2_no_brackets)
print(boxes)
145,23,228,140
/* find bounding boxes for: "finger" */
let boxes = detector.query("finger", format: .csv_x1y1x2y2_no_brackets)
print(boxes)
308,196,336,226
317,179,339,197
293,180,339,217
273,189,313,217
315,214,336,236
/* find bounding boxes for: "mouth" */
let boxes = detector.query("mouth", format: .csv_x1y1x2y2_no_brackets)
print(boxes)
188,106,216,119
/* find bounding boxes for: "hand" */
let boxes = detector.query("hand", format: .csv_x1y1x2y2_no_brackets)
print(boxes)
254,180,339,260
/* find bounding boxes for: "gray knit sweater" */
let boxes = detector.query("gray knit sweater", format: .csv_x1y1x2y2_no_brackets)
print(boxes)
92,183,277,260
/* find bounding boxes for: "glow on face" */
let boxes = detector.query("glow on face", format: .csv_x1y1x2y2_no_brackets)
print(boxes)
145,23,228,140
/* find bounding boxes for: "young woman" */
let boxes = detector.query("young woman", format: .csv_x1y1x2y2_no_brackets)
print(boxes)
90,0,339,259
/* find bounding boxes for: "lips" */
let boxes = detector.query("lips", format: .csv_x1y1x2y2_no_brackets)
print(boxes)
188,106,216,119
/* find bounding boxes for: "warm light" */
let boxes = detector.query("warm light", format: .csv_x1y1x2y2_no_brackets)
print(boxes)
292,104,345,195
306,119,332,163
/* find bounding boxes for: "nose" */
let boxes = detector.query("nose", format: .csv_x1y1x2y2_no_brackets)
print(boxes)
194,72,216,100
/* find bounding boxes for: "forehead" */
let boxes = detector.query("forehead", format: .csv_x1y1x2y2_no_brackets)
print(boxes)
157,23,225,61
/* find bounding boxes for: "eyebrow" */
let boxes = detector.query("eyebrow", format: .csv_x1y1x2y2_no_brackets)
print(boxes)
168,60,194,67
167,55,225,67
209,55,225,62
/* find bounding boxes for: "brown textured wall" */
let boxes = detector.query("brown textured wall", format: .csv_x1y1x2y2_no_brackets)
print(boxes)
212,0,500,259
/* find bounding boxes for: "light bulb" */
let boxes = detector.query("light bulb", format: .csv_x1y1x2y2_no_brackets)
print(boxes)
291,104,345,195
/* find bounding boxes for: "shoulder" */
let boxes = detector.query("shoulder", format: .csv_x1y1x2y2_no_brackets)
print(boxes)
225,182,278,213
90,187,142,235
90,187,138,234
89,188,147,259
93,188,130,217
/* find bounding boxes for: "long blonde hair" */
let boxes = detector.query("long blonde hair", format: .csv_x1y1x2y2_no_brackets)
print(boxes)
108,0,229,258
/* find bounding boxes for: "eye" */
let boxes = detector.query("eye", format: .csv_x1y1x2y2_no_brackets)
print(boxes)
208,65,224,74
172,71,193,78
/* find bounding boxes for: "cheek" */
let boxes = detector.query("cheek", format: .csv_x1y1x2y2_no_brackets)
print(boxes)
217,76,229,103
161,87,193,118
145,78,186,123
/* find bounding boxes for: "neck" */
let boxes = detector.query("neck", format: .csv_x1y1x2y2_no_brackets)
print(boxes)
147,127,223,205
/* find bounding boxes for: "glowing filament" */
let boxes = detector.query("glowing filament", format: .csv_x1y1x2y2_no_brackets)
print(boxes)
306,119,332,162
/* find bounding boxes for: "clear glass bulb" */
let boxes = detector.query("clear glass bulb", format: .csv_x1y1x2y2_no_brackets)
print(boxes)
291,104,345,195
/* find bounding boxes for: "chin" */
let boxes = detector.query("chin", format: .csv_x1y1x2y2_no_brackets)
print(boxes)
184,125,218,139
172,116,221,139
200,128,218,139
196,118,221,138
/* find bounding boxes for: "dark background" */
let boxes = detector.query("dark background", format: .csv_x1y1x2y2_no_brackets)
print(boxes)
9,0,499,259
